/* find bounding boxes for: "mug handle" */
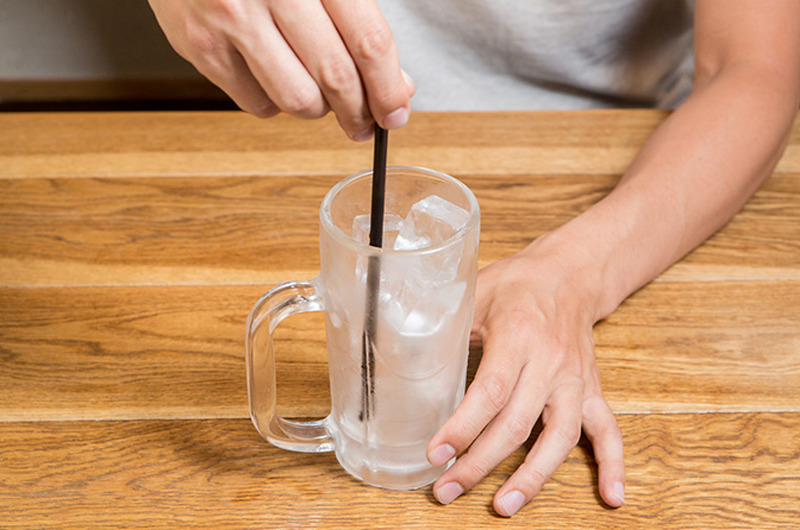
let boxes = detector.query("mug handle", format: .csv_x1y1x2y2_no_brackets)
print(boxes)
245,279,334,453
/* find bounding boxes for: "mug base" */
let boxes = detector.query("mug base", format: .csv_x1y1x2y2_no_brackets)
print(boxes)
335,450,453,490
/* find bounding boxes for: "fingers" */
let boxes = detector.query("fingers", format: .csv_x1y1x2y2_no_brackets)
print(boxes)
582,394,626,507
233,2,331,120
424,254,624,516
427,325,528,473
428,315,623,516
269,0,372,140
148,0,280,118
194,44,281,119
426,318,541,504
492,380,584,516
150,0,412,138
430,365,549,505
323,0,412,129
248,0,411,137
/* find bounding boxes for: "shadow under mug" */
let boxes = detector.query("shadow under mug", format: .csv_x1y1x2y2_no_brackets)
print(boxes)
246,166,480,489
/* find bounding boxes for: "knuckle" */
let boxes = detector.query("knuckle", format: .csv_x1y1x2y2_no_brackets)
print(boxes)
497,306,541,346
184,26,225,64
505,413,535,447
553,421,582,449
209,0,250,25
547,337,571,371
599,415,623,442
341,115,376,141
213,0,240,17
355,23,394,62
477,374,511,413
546,343,583,383
463,459,492,483
176,6,240,68
586,399,622,436
350,114,374,134
524,464,550,490
281,85,325,118
507,303,536,330
318,56,358,95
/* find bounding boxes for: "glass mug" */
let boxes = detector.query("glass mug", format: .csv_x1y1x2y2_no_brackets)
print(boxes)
246,166,480,489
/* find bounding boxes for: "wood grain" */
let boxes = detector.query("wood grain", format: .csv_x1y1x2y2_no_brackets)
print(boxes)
0,285,328,421
0,413,797,528
1,172,797,288
1,111,798,528
598,280,800,412
3,111,800,179
1,281,797,421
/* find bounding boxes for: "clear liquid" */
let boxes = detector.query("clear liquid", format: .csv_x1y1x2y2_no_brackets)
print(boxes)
324,286,470,490
332,421,452,490
316,170,479,489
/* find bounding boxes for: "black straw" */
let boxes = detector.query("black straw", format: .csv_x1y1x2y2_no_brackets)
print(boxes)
361,126,388,422
369,126,388,247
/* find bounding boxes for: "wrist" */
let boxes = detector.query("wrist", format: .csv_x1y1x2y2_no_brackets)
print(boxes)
517,231,612,324
520,222,636,323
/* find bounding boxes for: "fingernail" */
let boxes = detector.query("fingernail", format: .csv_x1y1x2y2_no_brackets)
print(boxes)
352,125,374,142
499,490,526,517
613,481,625,504
435,482,464,505
428,444,456,466
383,106,409,129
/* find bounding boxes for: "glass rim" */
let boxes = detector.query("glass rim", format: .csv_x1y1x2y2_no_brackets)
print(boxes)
319,165,480,256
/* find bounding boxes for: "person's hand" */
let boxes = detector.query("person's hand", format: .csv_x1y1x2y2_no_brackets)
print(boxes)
426,235,626,516
148,0,415,141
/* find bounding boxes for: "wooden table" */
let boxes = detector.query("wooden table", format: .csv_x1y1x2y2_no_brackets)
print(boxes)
1,110,798,528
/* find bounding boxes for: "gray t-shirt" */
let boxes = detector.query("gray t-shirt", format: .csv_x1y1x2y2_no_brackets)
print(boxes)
378,0,695,110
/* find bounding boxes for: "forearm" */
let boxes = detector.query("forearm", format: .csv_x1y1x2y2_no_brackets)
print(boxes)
531,67,798,321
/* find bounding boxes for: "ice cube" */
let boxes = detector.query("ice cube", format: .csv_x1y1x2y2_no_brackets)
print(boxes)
352,214,404,245
394,195,470,251
381,281,467,338
383,297,444,338
377,281,469,380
